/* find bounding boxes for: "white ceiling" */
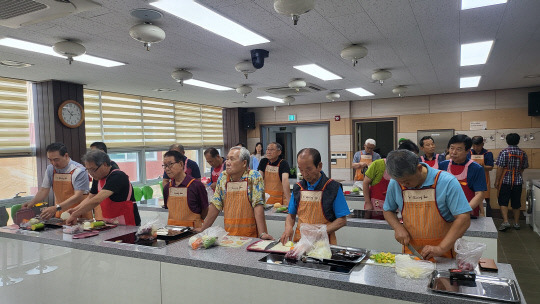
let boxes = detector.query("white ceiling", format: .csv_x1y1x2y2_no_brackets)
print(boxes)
1,0,540,108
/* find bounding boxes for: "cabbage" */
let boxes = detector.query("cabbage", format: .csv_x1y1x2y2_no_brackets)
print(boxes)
307,240,331,259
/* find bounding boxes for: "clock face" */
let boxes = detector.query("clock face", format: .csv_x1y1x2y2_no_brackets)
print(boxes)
60,102,83,127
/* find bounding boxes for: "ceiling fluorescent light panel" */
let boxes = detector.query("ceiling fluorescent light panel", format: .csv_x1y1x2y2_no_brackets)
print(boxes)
150,0,269,46
460,76,481,88
258,96,284,103
461,0,507,10
293,64,342,81
346,87,374,97
0,38,124,67
460,40,494,66
183,79,232,91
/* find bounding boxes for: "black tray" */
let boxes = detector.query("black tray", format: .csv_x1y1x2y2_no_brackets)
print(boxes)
260,253,356,274
156,226,193,240
327,245,368,264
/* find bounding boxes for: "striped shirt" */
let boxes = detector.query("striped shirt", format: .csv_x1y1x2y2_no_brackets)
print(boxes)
496,146,528,185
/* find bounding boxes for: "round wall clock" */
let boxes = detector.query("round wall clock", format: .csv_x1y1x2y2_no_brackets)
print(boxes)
58,100,84,128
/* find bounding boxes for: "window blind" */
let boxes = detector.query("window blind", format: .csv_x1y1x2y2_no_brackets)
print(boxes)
142,97,176,147
175,101,203,146
201,106,223,146
83,89,102,146
0,77,31,156
100,92,143,148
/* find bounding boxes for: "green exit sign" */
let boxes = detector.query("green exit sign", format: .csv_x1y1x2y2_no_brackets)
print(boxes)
288,114,296,121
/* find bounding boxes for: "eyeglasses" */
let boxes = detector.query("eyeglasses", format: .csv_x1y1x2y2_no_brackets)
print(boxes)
162,162,180,169
87,164,102,173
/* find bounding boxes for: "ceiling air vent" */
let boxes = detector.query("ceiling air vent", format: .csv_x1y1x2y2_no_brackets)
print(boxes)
0,0,101,28
261,82,325,96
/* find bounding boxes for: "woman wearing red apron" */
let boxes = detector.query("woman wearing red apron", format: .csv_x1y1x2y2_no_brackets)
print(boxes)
67,150,140,226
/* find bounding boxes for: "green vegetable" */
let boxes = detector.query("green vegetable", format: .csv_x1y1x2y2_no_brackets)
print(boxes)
351,187,359,193
92,221,105,228
276,206,288,213
203,236,217,249
31,223,45,231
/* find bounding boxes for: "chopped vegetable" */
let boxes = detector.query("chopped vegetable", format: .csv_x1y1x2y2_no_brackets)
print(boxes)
191,238,203,250
274,203,282,208
202,235,217,249
31,223,45,231
307,240,332,259
275,206,288,213
60,212,70,220
370,252,396,264
28,218,40,225
285,241,294,247
91,221,105,228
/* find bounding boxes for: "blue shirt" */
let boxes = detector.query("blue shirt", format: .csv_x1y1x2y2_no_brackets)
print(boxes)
288,173,350,219
383,163,472,222
438,159,487,192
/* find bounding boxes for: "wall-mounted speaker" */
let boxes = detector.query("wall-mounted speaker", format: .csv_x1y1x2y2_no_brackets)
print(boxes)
528,92,540,116
242,112,255,129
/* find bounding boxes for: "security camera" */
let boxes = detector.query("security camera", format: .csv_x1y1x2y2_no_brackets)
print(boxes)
250,49,269,69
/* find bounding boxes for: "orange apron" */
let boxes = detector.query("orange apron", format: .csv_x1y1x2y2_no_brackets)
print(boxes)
470,152,490,199
265,159,284,205
421,154,440,169
400,171,454,258
223,178,258,237
498,152,523,191
167,178,202,228
293,179,337,245
354,152,372,181
53,169,91,219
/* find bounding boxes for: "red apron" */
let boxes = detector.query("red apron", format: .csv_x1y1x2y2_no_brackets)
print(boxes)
265,159,284,205
223,177,258,237
401,171,454,258
367,159,389,220
446,160,478,217
470,152,490,199
98,169,136,226
167,178,202,228
293,179,337,245
354,151,372,181
421,154,440,169
211,161,225,185
52,168,91,219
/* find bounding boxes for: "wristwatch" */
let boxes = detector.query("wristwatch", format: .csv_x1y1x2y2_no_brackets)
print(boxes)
56,204,62,211
259,232,267,239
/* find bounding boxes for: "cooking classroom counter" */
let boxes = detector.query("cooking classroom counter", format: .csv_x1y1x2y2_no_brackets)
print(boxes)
137,204,499,261
0,226,525,304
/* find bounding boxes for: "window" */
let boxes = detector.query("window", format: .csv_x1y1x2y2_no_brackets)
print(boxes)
109,152,139,182
145,150,166,181
0,156,38,200
0,77,32,156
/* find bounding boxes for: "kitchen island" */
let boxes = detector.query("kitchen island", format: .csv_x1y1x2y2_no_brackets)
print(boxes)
0,225,522,304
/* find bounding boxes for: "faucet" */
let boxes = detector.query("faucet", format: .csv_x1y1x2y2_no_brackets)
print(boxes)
13,192,26,198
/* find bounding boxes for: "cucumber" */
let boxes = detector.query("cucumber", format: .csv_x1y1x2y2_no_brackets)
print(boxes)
91,221,105,228
276,206,288,213
31,223,45,231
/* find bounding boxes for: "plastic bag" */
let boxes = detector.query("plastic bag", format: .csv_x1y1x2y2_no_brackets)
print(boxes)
136,218,159,240
454,238,486,270
395,254,435,279
189,226,228,250
285,224,331,260
205,185,214,203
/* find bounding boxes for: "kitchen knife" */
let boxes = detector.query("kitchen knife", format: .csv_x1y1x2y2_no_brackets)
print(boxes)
264,241,279,251
407,244,424,260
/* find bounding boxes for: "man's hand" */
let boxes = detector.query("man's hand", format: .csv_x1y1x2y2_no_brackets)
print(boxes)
193,227,204,233
22,201,34,209
364,199,374,210
261,233,274,240
40,206,57,221
394,226,411,246
210,183,216,191
421,245,446,260
280,228,293,245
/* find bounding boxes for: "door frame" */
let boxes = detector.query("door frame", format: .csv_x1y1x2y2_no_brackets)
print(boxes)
259,121,331,178
352,117,398,157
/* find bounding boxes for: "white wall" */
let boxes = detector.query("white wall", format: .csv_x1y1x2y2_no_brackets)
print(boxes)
296,125,329,176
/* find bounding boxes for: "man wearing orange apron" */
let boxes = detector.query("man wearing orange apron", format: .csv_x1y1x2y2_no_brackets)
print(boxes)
162,144,202,187
439,135,487,218
196,147,274,240
280,148,349,245
22,142,91,220
67,150,141,226
258,142,291,205
353,138,381,181
363,140,420,220
495,133,528,231
419,136,444,169
383,150,471,260
468,136,494,217
162,150,208,228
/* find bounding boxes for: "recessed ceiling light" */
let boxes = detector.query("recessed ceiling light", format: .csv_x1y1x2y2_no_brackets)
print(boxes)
152,88,177,92
150,0,269,46
461,0,507,10
293,64,342,81
460,40,494,66
0,38,125,67
346,87,374,97
0,60,33,68
524,74,540,79
257,96,284,103
183,79,232,91
460,76,481,88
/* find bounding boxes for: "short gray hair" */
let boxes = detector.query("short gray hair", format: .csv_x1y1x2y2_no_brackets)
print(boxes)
82,150,111,167
230,146,250,167
365,138,376,146
386,150,419,179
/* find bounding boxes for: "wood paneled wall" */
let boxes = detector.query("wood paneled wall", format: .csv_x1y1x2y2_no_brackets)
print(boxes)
32,80,86,203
